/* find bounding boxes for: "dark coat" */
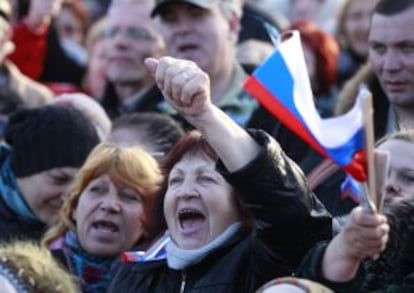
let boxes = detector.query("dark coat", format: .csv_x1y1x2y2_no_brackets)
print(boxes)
372,272,414,293
297,242,365,293
247,106,311,165
0,190,45,242
299,151,358,217
362,199,414,292
107,130,332,293
0,146,45,242
336,48,366,90
101,83,163,120
40,27,85,88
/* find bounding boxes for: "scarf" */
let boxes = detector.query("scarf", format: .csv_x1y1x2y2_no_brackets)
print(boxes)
166,222,242,270
64,231,117,293
0,145,38,222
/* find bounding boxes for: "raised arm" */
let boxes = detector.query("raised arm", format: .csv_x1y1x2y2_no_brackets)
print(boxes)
9,0,63,80
145,56,259,172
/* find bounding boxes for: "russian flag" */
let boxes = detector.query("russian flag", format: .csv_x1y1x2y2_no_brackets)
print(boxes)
244,31,366,181
121,232,169,263
340,174,362,203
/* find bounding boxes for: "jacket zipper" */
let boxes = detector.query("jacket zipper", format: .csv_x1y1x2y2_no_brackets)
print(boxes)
179,272,187,293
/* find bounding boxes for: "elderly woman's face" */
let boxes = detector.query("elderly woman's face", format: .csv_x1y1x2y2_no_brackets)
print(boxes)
379,139,414,206
73,174,145,256
164,152,240,249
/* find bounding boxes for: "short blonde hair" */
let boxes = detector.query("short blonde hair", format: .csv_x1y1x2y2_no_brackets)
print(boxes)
42,143,162,247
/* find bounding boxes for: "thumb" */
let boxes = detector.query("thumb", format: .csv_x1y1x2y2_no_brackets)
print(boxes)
145,57,159,77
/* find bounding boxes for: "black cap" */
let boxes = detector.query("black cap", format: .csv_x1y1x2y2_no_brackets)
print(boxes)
151,0,218,17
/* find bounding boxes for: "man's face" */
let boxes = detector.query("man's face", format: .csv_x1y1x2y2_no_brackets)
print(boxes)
106,4,165,85
369,7,414,109
156,2,238,79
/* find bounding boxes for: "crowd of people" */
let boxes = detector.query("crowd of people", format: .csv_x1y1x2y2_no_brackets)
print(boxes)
0,0,413,292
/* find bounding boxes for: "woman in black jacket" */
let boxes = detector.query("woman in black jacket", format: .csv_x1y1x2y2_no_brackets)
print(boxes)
107,56,389,293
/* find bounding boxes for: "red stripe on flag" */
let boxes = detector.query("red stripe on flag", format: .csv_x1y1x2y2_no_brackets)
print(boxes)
245,76,328,157
244,76,367,181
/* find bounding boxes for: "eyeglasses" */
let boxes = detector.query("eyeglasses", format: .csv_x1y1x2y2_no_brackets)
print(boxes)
104,26,157,42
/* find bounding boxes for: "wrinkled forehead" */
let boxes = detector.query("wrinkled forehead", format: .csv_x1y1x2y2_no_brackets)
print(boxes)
369,10,414,42
108,3,154,24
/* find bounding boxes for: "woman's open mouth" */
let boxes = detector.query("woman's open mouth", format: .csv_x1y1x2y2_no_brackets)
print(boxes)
178,208,205,235
91,220,119,235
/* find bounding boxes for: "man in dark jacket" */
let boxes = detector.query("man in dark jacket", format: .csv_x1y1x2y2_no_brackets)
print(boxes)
367,0,414,132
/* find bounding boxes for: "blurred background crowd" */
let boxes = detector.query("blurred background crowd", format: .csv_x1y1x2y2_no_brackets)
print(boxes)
0,0,414,292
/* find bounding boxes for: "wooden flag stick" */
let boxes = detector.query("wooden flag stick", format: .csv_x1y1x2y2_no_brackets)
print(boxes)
361,89,377,212
374,150,390,213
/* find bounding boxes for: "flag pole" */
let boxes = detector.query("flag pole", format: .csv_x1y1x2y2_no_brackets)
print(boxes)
374,150,390,213
361,90,377,213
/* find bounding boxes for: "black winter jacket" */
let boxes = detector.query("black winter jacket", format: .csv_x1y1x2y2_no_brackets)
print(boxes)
0,195,45,242
107,130,332,293
0,145,46,242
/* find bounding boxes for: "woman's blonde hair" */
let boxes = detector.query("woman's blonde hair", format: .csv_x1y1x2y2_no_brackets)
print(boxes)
42,143,162,247
336,0,379,48
85,16,108,53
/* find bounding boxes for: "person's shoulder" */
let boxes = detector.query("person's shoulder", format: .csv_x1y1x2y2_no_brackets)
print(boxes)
372,272,414,293
114,259,167,275
108,260,167,291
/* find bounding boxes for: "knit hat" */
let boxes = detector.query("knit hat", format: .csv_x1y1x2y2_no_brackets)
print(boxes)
4,104,100,178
